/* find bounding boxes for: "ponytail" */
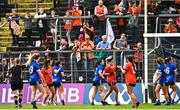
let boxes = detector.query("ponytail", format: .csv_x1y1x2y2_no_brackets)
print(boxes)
26,54,34,66
26,53,40,66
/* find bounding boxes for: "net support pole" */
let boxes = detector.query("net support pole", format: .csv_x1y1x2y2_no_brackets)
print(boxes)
144,0,149,103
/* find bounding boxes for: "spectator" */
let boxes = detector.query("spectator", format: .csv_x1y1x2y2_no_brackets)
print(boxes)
95,35,111,59
78,28,85,45
72,4,82,38
34,8,48,46
113,33,129,50
113,4,126,35
134,42,143,81
0,58,8,84
83,22,95,41
48,8,58,49
95,0,108,38
96,35,111,50
128,2,141,43
113,33,129,65
64,10,73,45
81,34,95,70
59,37,69,51
81,34,95,60
72,40,82,76
148,1,161,33
164,18,177,33
24,10,32,46
72,40,81,62
176,17,180,32
45,48,51,61
49,8,57,40
59,37,70,69
7,9,21,46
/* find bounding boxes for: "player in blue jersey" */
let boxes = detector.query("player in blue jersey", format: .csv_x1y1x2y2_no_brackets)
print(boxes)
91,59,106,105
27,53,45,109
52,61,65,105
165,57,177,104
154,57,170,105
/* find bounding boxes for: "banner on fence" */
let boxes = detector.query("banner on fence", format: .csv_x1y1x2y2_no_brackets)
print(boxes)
1,83,179,104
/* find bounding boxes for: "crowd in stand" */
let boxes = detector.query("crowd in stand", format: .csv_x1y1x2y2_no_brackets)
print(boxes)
2,0,179,49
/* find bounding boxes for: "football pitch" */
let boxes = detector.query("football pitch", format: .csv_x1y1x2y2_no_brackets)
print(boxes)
0,104,180,110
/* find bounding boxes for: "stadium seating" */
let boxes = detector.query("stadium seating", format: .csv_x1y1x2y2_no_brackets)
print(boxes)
0,0,52,52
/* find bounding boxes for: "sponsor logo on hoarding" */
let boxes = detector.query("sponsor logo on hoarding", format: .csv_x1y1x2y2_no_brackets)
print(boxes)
84,83,143,104
0,84,84,104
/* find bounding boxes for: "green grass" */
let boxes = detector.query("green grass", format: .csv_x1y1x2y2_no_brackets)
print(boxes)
0,104,180,110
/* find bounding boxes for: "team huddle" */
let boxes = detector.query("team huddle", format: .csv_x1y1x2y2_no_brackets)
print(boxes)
6,50,177,109
154,57,177,105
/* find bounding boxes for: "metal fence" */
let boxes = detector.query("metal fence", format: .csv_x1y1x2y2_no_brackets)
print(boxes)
0,50,144,84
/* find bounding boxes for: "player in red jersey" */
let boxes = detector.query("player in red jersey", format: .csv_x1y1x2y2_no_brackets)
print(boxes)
118,56,139,108
102,56,120,105
41,60,55,105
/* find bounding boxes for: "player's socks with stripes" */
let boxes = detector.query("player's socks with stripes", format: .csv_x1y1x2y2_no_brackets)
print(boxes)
14,96,18,108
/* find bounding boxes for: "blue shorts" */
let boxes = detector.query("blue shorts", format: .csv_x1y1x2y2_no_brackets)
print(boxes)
167,81,175,85
29,79,42,85
93,80,103,86
53,81,62,87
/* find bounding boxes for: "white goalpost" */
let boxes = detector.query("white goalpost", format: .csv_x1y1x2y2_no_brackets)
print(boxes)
144,0,180,103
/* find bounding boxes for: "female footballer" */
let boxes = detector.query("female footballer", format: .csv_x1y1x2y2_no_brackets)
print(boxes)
118,56,139,108
27,53,45,109
154,57,170,105
52,61,65,105
165,57,177,104
102,56,120,106
91,59,106,105
41,60,56,105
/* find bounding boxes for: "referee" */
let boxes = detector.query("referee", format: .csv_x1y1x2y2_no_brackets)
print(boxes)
7,58,25,108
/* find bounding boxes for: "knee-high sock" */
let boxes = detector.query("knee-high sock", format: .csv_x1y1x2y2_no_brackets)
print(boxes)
14,96,18,105
19,94,23,104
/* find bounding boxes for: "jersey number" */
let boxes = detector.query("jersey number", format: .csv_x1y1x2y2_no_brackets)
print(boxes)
29,66,33,74
165,67,170,74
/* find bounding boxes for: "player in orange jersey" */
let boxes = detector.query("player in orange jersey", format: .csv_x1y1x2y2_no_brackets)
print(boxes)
41,60,55,105
118,56,139,108
102,56,120,106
